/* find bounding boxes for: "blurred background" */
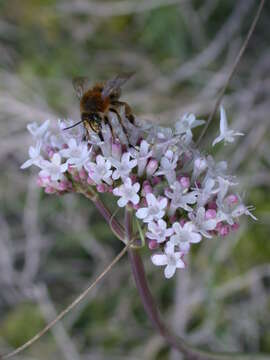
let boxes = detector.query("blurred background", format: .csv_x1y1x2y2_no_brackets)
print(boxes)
0,0,270,359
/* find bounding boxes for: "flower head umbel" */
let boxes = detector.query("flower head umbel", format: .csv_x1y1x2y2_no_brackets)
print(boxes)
21,105,255,278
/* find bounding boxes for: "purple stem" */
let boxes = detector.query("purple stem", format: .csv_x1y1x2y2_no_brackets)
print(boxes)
83,192,125,240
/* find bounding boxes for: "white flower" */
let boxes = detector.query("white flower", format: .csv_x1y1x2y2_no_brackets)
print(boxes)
85,155,112,185
212,106,244,146
21,142,43,169
151,246,185,278
217,176,238,203
189,207,217,238
57,119,84,143
168,222,202,253
205,155,227,181
175,113,205,135
146,220,174,243
136,193,167,223
192,156,208,180
111,152,137,180
216,202,234,225
98,123,113,158
156,150,178,184
60,138,90,170
27,120,50,140
149,127,178,160
232,204,257,221
194,178,219,207
39,153,68,182
130,140,152,177
113,177,140,207
166,181,197,215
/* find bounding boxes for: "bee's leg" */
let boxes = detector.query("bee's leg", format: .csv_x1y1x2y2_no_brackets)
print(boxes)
110,101,135,124
82,120,92,141
104,115,116,139
109,107,130,141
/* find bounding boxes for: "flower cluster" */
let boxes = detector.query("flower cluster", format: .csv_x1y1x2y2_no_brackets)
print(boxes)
21,107,256,278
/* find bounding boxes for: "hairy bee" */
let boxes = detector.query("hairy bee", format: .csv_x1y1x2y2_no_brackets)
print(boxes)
65,73,135,139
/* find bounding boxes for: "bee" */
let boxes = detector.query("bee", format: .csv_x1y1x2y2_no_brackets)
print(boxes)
65,73,135,140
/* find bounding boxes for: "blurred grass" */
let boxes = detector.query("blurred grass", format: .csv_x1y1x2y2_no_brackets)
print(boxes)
0,0,270,359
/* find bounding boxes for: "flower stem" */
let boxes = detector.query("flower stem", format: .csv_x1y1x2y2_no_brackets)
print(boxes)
82,191,125,241
93,197,125,240
128,249,270,360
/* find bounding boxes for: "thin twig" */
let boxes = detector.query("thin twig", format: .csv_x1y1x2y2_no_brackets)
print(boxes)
1,243,130,360
196,0,265,146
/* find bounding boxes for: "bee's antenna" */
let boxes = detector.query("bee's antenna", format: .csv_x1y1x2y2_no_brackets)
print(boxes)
63,120,84,130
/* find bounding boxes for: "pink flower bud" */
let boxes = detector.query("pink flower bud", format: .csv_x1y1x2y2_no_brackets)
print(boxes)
87,177,95,185
130,174,138,183
208,201,217,210
146,159,158,177
133,203,141,210
148,239,159,250
205,209,216,219
112,141,122,160
58,181,69,191
68,165,76,175
179,175,190,189
97,184,107,193
179,218,187,227
37,176,44,187
45,145,54,155
48,149,55,158
37,175,50,187
142,180,152,196
226,194,238,205
219,224,230,237
73,174,80,182
231,222,240,231
79,168,87,180
152,176,161,185
183,151,193,163
215,222,223,231
45,186,56,194
169,214,177,223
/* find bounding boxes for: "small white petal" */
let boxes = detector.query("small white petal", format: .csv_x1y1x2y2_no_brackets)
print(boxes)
151,254,167,266
164,265,176,279
136,208,148,219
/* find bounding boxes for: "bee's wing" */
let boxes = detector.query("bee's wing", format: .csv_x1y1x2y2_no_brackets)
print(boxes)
101,72,134,99
72,77,90,99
